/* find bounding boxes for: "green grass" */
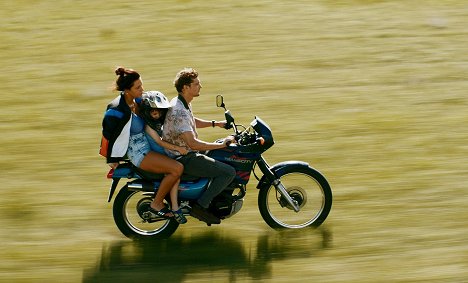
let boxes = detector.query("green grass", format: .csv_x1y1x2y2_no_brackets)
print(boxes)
1,1,468,282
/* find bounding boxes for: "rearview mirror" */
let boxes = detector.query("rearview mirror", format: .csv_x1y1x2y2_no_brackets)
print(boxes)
216,95,225,109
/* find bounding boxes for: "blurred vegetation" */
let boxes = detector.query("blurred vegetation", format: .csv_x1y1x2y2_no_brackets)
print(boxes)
1,0,467,282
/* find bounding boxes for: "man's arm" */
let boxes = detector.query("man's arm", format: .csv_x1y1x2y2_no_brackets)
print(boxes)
181,131,233,151
195,117,226,129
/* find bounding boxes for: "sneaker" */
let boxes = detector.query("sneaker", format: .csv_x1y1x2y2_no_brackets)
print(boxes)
190,203,221,224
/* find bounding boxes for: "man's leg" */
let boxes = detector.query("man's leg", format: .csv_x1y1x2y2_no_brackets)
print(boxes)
179,153,236,208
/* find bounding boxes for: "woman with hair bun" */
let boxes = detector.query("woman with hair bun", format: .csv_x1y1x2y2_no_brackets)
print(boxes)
100,66,186,221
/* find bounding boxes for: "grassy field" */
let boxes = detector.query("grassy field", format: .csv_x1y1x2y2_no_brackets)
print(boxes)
1,1,468,282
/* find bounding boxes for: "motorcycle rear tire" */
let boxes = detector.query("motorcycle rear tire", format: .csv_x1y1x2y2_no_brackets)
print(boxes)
113,186,179,239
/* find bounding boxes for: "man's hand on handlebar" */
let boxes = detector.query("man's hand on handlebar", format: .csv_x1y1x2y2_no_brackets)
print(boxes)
216,120,227,129
223,135,236,147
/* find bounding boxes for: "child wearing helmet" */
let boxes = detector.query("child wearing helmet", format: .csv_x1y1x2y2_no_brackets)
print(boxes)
140,91,189,224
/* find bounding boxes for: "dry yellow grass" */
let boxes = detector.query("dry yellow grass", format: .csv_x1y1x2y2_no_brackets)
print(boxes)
1,1,468,282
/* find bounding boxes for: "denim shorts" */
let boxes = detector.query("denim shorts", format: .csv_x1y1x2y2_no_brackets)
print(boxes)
127,132,151,167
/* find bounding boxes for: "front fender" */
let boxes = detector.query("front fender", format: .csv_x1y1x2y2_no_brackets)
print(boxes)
256,161,310,190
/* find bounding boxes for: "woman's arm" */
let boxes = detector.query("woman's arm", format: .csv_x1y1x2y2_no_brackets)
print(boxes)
145,125,188,155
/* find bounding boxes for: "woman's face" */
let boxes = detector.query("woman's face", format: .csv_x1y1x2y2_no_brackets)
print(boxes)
127,78,144,99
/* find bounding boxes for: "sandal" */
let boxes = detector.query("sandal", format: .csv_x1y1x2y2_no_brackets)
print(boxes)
148,206,174,219
173,208,187,224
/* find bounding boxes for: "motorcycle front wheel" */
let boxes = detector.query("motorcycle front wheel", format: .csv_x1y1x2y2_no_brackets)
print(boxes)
258,164,332,229
113,186,179,239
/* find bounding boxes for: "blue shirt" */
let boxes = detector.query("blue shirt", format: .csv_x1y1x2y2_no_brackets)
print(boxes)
131,113,166,154
130,113,145,135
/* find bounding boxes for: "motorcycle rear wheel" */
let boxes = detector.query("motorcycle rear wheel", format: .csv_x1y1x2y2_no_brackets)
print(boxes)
258,165,332,229
113,186,179,239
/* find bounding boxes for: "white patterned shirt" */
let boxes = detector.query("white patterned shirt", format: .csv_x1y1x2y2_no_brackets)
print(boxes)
162,96,198,158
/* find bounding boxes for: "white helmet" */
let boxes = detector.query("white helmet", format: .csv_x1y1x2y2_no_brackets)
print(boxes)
141,91,171,109
140,91,171,131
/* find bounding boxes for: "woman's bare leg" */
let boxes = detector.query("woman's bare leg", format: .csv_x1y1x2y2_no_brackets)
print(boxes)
139,151,183,213
170,180,180,211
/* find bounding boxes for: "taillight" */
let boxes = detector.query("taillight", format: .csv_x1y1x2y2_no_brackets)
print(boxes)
107,168,114,179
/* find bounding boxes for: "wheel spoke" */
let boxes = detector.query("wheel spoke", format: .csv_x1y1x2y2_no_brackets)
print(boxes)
258,167,332,229
113,187,179,239
123,192,171,235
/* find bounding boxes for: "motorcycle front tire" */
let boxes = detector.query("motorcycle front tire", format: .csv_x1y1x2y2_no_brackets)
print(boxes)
258,163,332,229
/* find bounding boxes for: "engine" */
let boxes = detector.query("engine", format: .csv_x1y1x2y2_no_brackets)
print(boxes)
209,186,246,219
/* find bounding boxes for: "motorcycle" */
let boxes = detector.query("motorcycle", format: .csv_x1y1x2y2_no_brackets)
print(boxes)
106,95,332,239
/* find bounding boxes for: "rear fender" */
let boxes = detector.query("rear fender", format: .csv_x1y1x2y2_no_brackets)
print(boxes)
256,161,310,190
108,179,156,203
108,178,121,202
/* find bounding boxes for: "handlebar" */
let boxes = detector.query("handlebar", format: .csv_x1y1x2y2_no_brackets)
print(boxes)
228,130,261,146
224,122,233,130
217,95,273,150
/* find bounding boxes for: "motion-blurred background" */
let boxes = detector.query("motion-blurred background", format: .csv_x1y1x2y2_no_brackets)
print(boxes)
1,1,467,282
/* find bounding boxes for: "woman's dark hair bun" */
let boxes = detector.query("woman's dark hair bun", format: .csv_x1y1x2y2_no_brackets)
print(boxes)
115,67,126,76
113,66,140,91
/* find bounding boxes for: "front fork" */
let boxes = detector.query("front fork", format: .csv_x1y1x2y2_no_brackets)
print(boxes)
256,157,300,212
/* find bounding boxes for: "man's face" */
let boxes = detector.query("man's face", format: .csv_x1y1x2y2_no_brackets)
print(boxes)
186,77,202,98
